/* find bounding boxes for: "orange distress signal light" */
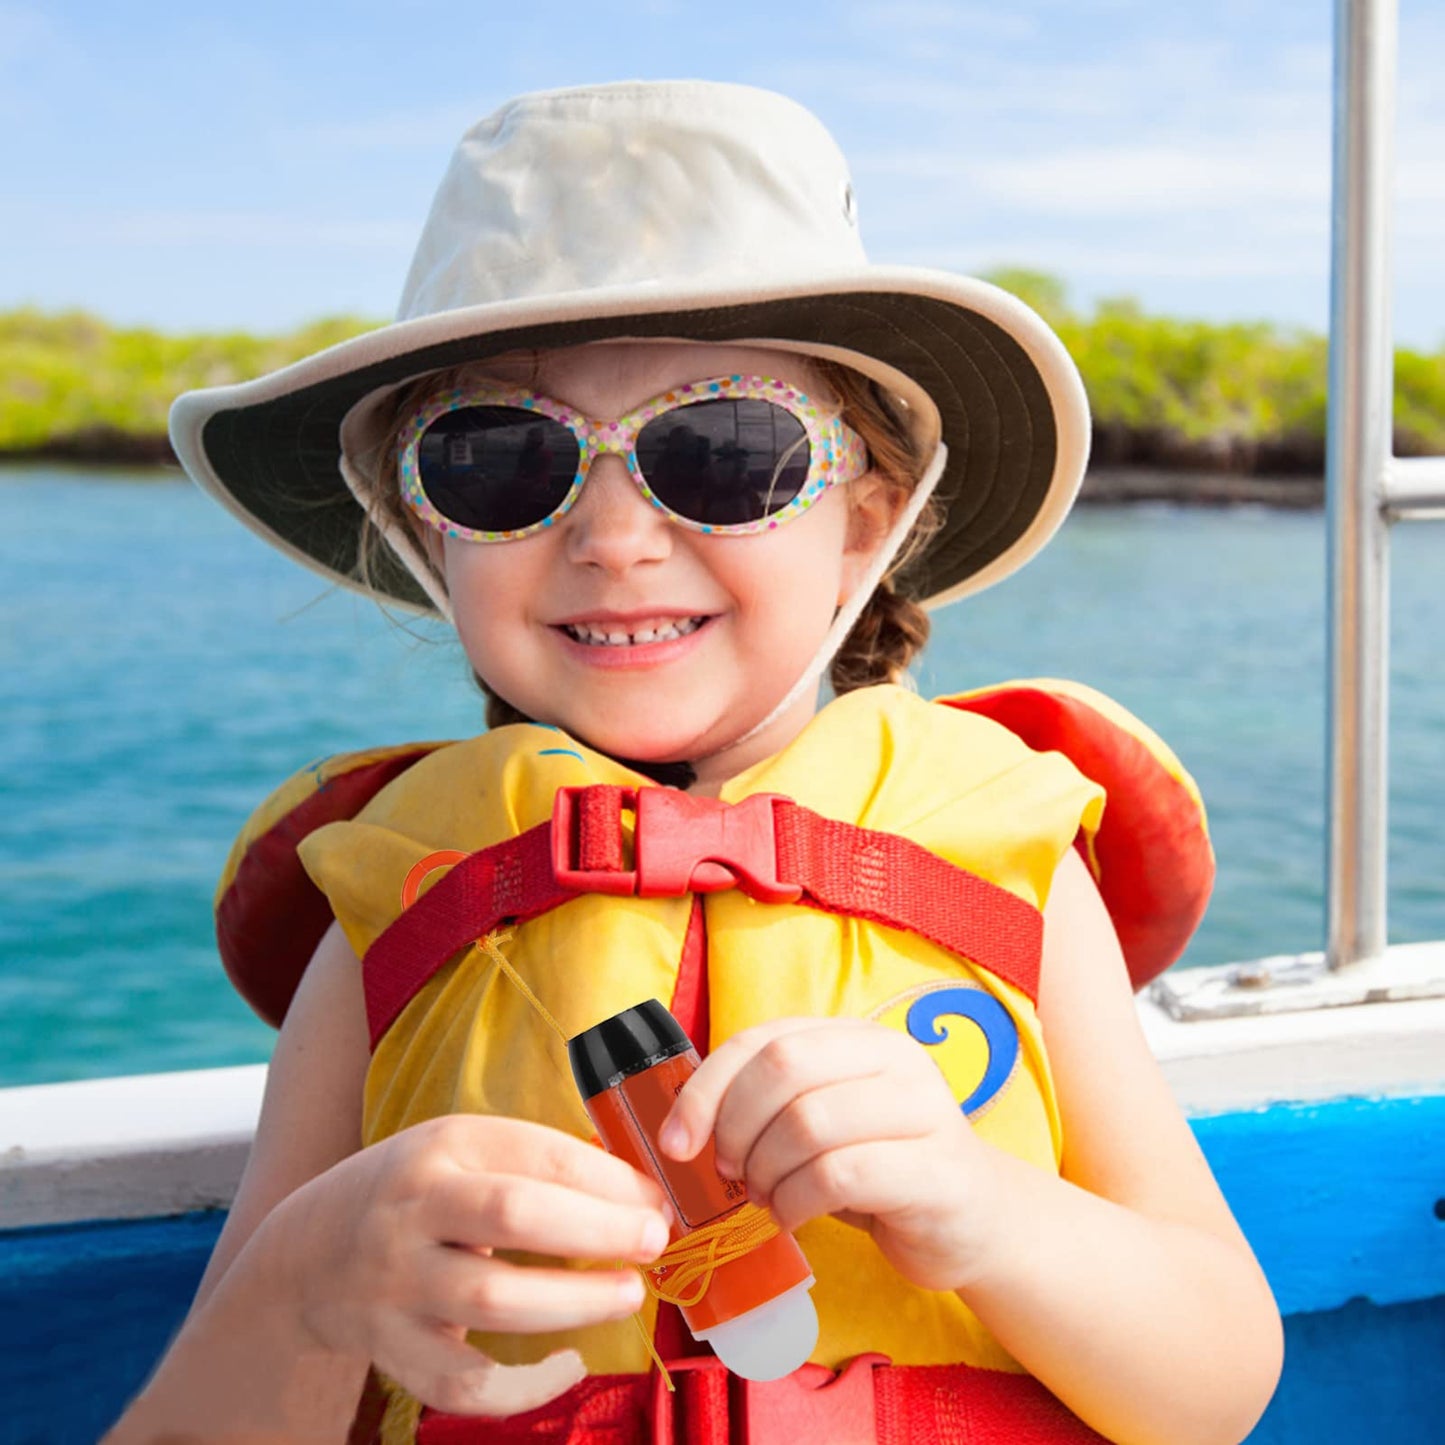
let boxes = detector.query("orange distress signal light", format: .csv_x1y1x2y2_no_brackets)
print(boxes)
568,1000,818,1380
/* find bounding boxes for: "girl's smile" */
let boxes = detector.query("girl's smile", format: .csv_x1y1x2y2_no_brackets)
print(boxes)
427,341,894,788
552,611,716,665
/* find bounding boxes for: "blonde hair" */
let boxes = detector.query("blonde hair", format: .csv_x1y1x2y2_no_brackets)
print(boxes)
357,352,940,731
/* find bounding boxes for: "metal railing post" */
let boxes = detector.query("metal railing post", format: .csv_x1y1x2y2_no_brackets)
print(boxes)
1153,0,1445,1020
1325,0,1397,969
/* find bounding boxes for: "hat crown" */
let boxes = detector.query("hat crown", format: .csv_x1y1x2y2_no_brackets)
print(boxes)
397,81,866,322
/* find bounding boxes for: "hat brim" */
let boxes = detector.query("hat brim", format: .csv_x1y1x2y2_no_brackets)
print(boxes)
169,268,1090,613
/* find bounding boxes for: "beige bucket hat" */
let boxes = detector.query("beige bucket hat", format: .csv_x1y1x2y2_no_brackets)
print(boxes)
169,80,1090,616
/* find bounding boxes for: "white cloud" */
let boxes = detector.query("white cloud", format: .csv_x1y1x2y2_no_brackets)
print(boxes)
768,19,1338,157
26,204,416,251
844,1,1040,45
0,2,83,122
765,57,1131,126
0,0,58,64
963,136,1328,214
283,102,497,154
898,235,1328,286
1398,125,1445,204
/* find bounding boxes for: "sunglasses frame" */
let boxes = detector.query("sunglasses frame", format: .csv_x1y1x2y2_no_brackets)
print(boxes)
396,373,870,543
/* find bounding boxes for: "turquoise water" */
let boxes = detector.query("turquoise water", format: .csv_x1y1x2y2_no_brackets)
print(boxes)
3,469,1443,1087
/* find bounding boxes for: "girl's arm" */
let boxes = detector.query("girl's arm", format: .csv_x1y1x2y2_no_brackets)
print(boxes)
956,847,1284,1445
104,922,377,1440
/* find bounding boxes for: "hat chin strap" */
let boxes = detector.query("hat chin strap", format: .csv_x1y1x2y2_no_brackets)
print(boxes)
714,439,948,757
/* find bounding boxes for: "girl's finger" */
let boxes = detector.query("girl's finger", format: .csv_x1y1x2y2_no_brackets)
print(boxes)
415,1245,648,1335
657,1016,846,1161
741,1074,935,1204
766,1134,963,1235
432,1115,669,1211
445,1349,591,1420
708,1023,917,1179
420,1171,670,1263
372,1314,588,1418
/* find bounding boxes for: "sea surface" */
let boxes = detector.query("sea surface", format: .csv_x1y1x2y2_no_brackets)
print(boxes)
3,468,1443,1087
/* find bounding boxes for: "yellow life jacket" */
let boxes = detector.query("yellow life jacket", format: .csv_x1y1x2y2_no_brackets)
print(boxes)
295,684,1109,1377
214,679,1212,1434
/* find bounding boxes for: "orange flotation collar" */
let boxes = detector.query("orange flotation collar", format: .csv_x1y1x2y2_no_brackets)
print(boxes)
943,680,1214,991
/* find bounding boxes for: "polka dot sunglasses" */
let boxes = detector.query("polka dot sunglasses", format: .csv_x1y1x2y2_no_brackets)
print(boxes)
397,374,871,542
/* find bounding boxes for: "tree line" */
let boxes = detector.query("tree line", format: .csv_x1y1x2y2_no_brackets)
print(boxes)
3,275,1442,472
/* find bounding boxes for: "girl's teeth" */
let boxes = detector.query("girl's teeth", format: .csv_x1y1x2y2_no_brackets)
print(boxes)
567,618,703,646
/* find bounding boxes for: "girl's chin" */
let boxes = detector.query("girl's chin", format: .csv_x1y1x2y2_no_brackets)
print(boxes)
564,723,712,766
535,678,816,772
540,703,739,769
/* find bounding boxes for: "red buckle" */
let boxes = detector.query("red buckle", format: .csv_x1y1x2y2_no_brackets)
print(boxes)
636,790,802,904
735,1353,890,1445
550,786,803,905
551,785,639,895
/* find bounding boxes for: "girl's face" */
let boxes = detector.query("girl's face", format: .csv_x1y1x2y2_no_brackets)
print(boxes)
423,341,897,790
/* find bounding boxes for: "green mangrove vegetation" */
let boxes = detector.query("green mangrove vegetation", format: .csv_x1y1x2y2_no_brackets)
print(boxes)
988,269,1443,473
3,275,1443,475
0,310,374,464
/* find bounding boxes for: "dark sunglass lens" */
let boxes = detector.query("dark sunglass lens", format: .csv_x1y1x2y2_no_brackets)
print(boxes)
417,408,579,532
636,398,811,526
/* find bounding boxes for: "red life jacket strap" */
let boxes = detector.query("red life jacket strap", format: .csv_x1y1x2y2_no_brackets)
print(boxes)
410,1356,1110,1444
771,799,1043,1002
363,820,563,1049
363,787,1042,1051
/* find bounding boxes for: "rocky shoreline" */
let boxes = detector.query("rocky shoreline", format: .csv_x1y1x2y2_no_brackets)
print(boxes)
1078,467,1321,508
0,431,179,469
0,434,1327,508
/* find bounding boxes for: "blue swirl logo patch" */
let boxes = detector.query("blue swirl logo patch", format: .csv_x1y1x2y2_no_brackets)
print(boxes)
902,985,1020,1117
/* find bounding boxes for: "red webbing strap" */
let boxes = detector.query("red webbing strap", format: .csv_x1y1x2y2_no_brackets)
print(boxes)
362,822,570,1049
413,1372,660,1444
870,1362,1111,1444
411,1359,1110,1443
363,790,1046,1052
577,784,628,871
774,800,1045,1004
653,900,718,1368
411,1361,731,1444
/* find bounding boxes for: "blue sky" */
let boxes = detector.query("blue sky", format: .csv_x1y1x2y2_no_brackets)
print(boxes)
5,0,1443,347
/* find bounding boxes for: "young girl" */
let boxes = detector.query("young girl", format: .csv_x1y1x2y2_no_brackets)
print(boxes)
110,81,1282,1444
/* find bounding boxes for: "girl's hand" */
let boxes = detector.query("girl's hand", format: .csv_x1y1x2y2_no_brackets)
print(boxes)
657,1017,1001,1292
264,1112,672,1419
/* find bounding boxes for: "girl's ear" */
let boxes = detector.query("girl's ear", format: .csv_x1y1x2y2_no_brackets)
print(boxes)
839,473,904,603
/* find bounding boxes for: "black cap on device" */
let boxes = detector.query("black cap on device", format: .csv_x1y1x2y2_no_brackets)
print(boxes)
568,998,694,1101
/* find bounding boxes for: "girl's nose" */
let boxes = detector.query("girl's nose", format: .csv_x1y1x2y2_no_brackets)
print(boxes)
563,453,674,572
